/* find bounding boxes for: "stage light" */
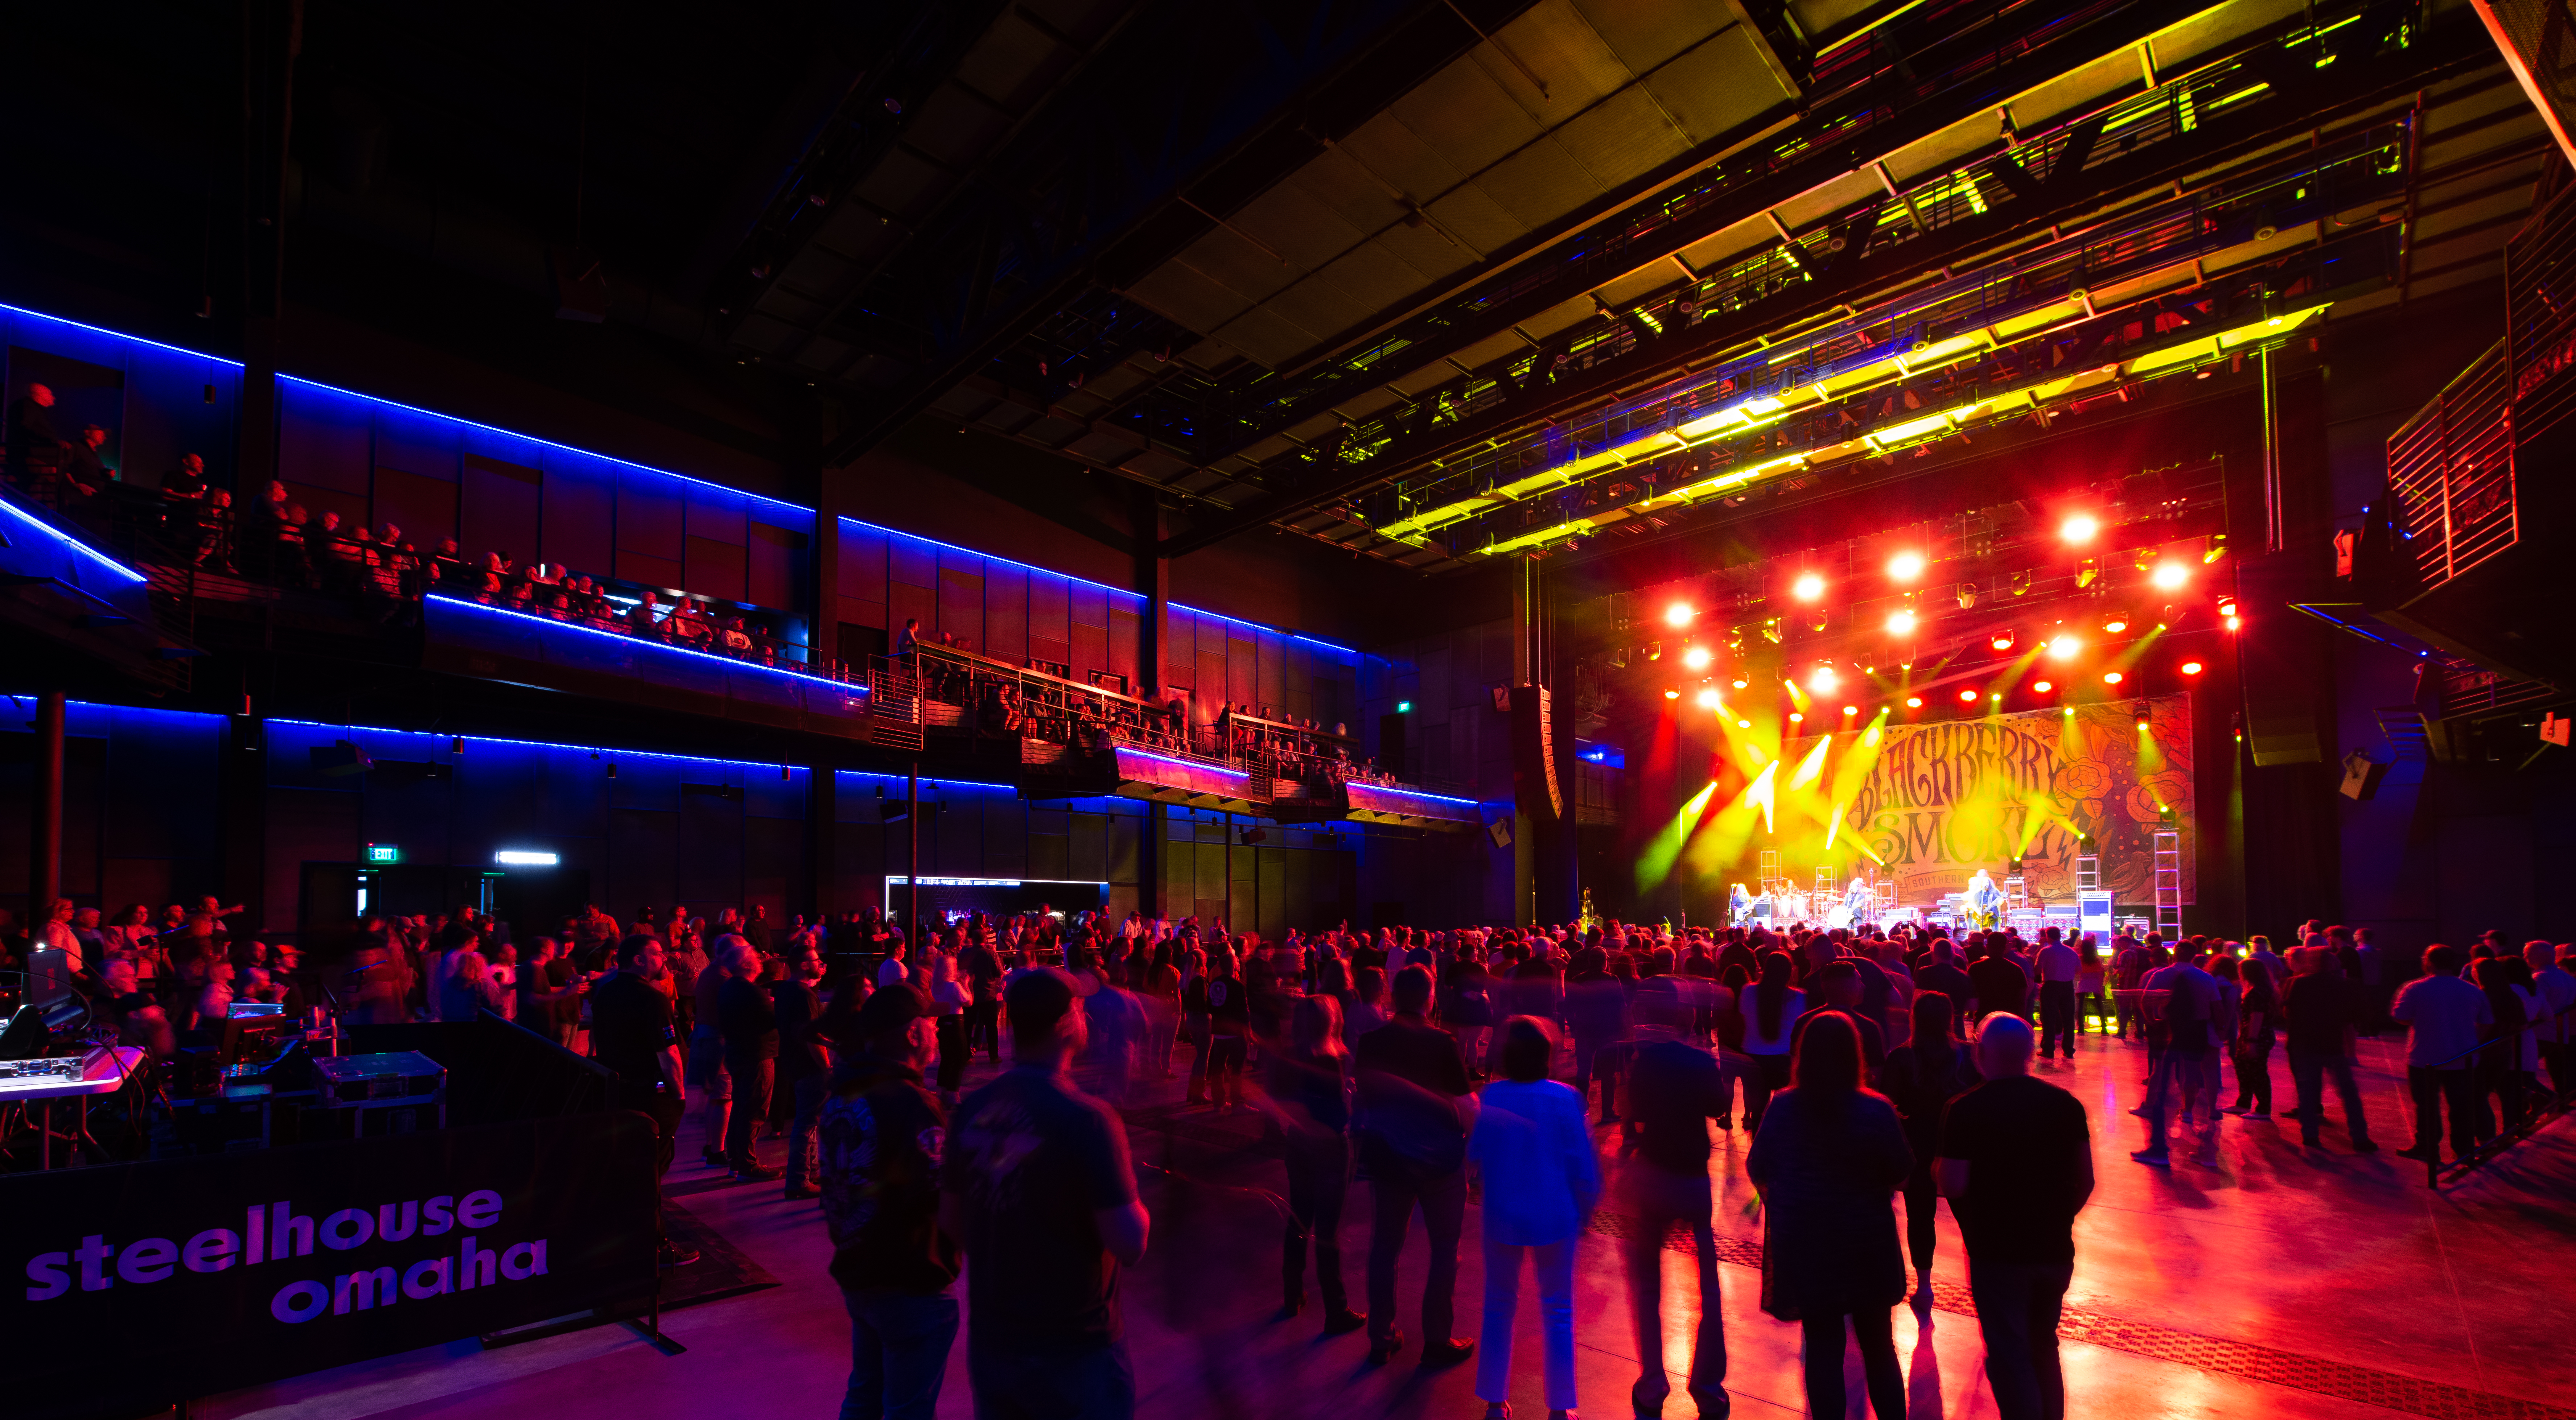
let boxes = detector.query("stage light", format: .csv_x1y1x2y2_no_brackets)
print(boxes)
1991,692,2003,701
1793,572,1825,601
1808,665,1839,694
1663,689,1680,699
2060,513,2100,544
2217,597,2239,618
1732,678,1748,689
1989,628,2016,651
2225,613,2241,631
2048,633,2081,659
1959,689,1978,702
2181,660,2205,675
2103,609,2129,633
1695,689,1721,709
2033,680,2053,693
2135,708,2153,732
2104,671,2125,685
1842,705,1859,716
1664,601,1695,628
1905,696,1922,708
1789,712,1804,723
1737,719,1753,729
1398,701,1412,713
1645,642,1663,661
1682,645,1712,670
1887,551,1926,582
2149,561,2189,590
1887,608,1917,635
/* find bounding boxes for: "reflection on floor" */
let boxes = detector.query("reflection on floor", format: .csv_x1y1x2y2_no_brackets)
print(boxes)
197,1022,2574,1420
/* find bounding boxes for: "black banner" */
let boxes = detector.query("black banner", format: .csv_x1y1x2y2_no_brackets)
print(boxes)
5,1111,658,1419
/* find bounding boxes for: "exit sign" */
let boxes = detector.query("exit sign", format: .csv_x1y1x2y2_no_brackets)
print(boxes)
365,844,402,863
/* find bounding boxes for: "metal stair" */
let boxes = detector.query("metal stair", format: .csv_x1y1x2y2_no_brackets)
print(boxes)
866,663,925,752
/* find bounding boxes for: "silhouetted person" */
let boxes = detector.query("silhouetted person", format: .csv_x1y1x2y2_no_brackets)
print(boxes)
1355,964,1477,1369
1614,977,1729,1417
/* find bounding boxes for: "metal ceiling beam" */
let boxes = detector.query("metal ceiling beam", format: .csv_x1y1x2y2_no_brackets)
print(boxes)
1157,10,2483,561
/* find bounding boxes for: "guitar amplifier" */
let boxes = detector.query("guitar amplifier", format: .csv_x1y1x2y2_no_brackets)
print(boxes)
308,1051,445,1104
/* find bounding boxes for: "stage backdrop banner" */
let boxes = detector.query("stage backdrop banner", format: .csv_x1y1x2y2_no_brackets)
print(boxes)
1826,693,2193,907
5,1110,658,1420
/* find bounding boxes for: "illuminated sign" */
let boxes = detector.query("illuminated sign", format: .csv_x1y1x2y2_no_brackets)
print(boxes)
494,850,560,866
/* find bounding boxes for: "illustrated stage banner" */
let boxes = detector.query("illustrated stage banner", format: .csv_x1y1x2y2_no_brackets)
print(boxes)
1802,694,2193,906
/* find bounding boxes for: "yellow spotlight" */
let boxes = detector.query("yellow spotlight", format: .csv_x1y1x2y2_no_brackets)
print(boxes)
2150,561,2189,590
2060,513,2100,544
1682,645,1713,670
1736,719,1752,729
1888,550,1926,581
1664,601,1695,628
1887,608,1918,635
1695,689,1721,709
2048,633,2081,660
1793,572,1825,601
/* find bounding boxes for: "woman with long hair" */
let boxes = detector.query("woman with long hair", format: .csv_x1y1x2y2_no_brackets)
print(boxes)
1746,1010,1912,1420
1469,1016,1600,1420
2226,956,2279,1120
1739,950,1805,1133
1450,942,1496,1079
1265,993,1365,1334
926,952,971,1104
1878,991,1980,1311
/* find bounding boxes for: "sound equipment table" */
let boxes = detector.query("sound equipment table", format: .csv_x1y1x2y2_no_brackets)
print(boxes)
0,1047,143,1169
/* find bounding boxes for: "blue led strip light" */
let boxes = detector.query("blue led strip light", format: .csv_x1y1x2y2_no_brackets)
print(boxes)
1115,746,1252,780
427,594,863,691
0,496,150,585
272,717,818,774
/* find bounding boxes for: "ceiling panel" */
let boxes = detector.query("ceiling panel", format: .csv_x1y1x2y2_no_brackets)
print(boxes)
1423,181,1533,256
1124,258,1257,334
1641,27,1794,144
1310,237,1440,313
1212,302,1326,370
907,85,1013,169
1386,59,1546,178
1337,108,1470,205
1493,0,1638,111
852,145,949,221
1552,84,1695,185
1258,273,1380,349
1473,137,1609,232
1229,183,1370,273
1168,224,1305,307
1575,0,1728,73
1369,217,1482,280
954,12,1070,111
1281,146,1414,236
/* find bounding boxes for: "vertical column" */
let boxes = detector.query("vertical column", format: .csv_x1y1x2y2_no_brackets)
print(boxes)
906,762,921,937
28,691,65,926
1133,484,1168,920
805,766,836,921
234,0,301,497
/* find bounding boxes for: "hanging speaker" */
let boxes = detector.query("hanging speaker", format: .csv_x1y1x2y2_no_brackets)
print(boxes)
2338,750,2391,801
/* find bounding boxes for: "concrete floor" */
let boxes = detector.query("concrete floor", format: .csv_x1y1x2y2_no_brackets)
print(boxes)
197,1024,2576,1420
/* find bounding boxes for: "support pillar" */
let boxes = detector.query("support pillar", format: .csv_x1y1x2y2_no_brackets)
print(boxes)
806,765,837,921
29,691,64,926
1134,484,1169,920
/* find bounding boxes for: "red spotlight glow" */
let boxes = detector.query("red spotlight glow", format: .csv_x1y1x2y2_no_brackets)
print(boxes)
1887,551,1926,582
1695,689,1721,709
1663,689,1680,699
1664,601,1695,628
1887,608,1918,635
1959,689,1978,702
1842,705,1859,716
2060,513,2100,544
1989,628,2016,651
1905,696,1922,708
1682,645,1713,670
2048,633,2081,659
2181,660,2205,675
1789,712,1805,723
2104,671,2125,685
1793,572,1826,601
2033,680,2053,693
2150,561,2189,590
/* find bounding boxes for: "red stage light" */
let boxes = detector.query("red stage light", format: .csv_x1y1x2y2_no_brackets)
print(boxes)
1958,689,1978,702
1793,572,1825,601
2060,513,2100,544
1887,551,1926,582
1696,689,1721,709
1789,712,1804,723
1842,705,1859,716
1989,628,2016,651
1905,696,1922,708
2047,633,2081,660
2150,561,2189,590
2033,680,2053,693
2104,671,2125,685
1663,689,1680,699
1887,608,1918,635
1664,601,1695,628
2181,660,2204,675
1682,645,1713,670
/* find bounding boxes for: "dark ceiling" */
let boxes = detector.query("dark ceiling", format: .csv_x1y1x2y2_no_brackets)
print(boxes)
0,0,2544,588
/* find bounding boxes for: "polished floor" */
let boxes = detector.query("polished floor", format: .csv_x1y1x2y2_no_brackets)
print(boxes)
198,1022,2576,1420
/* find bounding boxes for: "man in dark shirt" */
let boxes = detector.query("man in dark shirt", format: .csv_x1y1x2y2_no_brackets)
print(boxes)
822,977,960,1420
2281,948,2376,1152
1915,940,1974,1019
1967,944,2031,1024
775,944,832,1200
1563,946,1630,1124
715,939,783,1181
1616,979,1728,1417
1353,965,1478,1369
942,969,1148,1420
589,934,697,1268
1939,1014,2093,1420
1793,961,1886,1072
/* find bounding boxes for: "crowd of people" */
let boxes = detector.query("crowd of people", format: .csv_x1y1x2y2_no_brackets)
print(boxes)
2,385,814,671
551,903,2573,1420
15,864,2571,1420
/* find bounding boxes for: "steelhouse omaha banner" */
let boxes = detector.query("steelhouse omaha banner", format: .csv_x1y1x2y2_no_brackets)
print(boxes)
5,1111,657,1420
1831,693,2193,906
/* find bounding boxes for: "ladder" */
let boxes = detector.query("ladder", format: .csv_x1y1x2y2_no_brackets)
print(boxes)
1813,864,1836,896
2075,851,2100,892
2152,830,2182,938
